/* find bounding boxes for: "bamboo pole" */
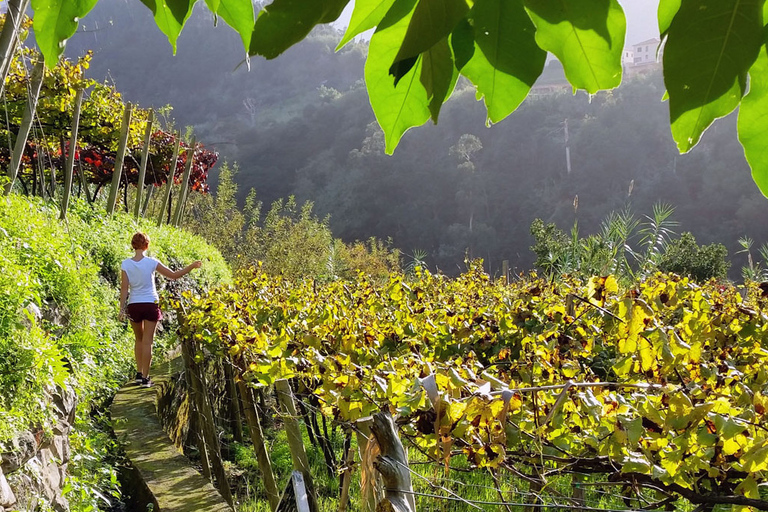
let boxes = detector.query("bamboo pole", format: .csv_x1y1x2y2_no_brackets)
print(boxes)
0,0,29,98
105,103,132,215
157,134,181,226
60,89,84,219
237,378,280,511
133,109,153,218
356,418,376,512
275,379,318,512
4,59,44,196
172,137,195,227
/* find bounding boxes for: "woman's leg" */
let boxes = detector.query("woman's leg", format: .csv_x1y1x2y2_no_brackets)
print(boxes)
140,320,158,377
130,321,144,373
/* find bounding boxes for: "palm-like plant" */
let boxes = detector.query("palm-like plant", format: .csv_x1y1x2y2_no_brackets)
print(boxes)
633,203,678,276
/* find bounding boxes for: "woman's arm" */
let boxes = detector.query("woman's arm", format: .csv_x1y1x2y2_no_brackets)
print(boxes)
119,270,129,321
156,260,202,280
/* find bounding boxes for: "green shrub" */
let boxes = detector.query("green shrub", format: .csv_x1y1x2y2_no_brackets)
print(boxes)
0,193,230,510
658,232,730,282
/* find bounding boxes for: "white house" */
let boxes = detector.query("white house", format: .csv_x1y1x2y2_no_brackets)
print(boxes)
633,38,661,64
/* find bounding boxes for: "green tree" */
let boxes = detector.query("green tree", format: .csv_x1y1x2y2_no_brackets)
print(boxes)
658,232,730,281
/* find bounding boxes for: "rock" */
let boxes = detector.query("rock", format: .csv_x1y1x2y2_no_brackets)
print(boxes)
0,469,16,509
48,435,70,464
20,302,42,328
1,432,37,473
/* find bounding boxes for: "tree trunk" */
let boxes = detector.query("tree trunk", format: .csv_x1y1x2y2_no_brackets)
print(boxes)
371,411,415,512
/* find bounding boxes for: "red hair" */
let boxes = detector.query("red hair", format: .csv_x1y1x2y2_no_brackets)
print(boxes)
131,232,150,250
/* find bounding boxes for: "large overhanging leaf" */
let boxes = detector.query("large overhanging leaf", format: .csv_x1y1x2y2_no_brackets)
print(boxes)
664,0,763,153
204,0,255,53
461,0,546,125
31,0,99,67
523,0,625,94
365,0,431,153
738,8,768,198
138,0,198,54
337,0,397,50
657,0,681,38
250,0,351,59
389,0,470,82
420,37,458,122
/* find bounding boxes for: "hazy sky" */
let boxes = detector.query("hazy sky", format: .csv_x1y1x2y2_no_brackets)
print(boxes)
336,0,661,47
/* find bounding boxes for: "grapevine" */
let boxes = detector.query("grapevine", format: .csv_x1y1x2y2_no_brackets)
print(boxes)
179,265,768,510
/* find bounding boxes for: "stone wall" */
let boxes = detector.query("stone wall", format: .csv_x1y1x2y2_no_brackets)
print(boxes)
0,385,77,512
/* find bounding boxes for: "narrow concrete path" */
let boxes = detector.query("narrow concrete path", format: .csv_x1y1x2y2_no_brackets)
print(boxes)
111,359,233,512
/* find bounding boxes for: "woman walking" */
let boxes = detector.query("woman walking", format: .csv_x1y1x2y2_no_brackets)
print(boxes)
118,232,201,387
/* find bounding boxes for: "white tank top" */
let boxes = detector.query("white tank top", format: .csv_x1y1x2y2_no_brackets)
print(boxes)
121,257,160,304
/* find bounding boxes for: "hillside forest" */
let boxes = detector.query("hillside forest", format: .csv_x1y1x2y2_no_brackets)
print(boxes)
61,0,768,278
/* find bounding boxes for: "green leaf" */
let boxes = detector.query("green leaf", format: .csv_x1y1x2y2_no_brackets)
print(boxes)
390,0,470,81
365,0,431,153
738,46,768,197
664,0,763,153
138,0,198,54
205,0,255,52
250,0,351,59
420,38,458,122
461,0,545,125
450,18,475,71
31,0,99,67
523,0,625,94
337,0,398,50
657,0,681,38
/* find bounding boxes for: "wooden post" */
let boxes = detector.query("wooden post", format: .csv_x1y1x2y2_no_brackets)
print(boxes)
573,473,586,512
172,137,195,227
0,0,29,97
140,182,154,218
60,89,84,220
356,417,376,512
371,411,415,512
157,135,181,226
338,429,354,512
133,109,154,218
237,378,280,511
274,379,318,512
4,59,44,196
502,260,509,285
106,103,132,215
180,337,212,481
195,352,235,506
223,363,244,443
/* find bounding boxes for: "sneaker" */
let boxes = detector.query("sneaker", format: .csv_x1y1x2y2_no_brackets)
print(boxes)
141,377,153,388
134,372,143,383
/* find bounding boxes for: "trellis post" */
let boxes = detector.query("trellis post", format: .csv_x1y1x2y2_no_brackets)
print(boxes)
157,134,181,226
0,0,29,97
172,137,195,227
106,102,132,215
60,88,84,220
133,109,154,218
4,59,44,196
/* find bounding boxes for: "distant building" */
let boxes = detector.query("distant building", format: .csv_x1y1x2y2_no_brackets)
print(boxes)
530,39,663,96
632,38,661,65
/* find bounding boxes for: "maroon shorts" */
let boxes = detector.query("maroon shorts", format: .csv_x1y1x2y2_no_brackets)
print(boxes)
127,302,163,323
